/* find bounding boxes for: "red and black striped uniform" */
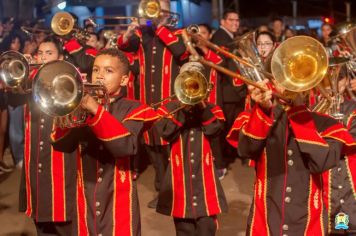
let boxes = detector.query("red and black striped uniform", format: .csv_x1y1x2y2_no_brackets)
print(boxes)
322,99,356,234
51,94,159,236
19,97,78,224
64,38,97,81
227,104,356,236
17,68,78,227
155,101,228,219
118,26,187,107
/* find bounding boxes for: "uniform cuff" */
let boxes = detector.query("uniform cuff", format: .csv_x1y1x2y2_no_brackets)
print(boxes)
64,38,82,54
156,26,179,46
87,105,130,141
242,105,273,140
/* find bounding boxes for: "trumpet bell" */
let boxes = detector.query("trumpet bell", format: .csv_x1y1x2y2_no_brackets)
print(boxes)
138,0,161,18
51,12,75,36
174,62,209,105
271,36,328,92
33,60,83,117
0,51,30,90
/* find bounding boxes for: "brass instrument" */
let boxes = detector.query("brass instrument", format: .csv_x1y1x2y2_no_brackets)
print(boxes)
313,57,349,120
138,0,180,27
183,28,289,102
327,22,356,100
89,16,138,28
174,62,211,105
151,61,211,112
21,26,51,37
231,31,270,82
271,36,328,93
0,51,42,93
32,60,109,128
51,12,90,41
184,28,329,105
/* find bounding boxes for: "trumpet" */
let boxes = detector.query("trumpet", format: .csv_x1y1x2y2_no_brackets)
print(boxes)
0,51,43,93
32,60,109,128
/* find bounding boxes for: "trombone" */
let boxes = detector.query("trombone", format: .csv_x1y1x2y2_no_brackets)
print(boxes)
183,28,330,105
0,51,42,93
89,16,138,28
51,12,90,41
138,0,180,27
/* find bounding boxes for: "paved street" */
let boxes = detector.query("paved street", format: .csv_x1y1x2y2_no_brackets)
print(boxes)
0,152,254,236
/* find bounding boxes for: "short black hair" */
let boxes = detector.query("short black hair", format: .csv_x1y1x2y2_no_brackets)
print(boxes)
96,48,129,75
222,9,239,20
272,17,283,23
198,23,212,34
40,35,64,56
256,31,276,43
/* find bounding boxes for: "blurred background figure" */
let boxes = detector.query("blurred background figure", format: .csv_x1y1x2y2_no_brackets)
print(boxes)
320,22,334,46
0,32,25,169
284,26,296,39
271,17,284,43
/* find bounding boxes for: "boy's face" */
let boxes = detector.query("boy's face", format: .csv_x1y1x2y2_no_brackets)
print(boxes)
92,54,128,96
37,42,62,63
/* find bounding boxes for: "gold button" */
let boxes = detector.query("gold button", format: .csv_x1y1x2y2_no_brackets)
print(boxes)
97,177,103,183
95,201,100,207
286,186,292,193
282,224,288,230
96,211,101,216
285,197,291,203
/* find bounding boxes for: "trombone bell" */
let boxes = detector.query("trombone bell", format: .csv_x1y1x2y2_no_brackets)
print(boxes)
174,62,210,105
139,0,161,18
51,12,75,36
271,36,328,92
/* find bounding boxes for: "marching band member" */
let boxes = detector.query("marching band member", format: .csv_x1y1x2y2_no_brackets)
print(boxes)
155,97,228,236
226,79,356,235
19,36,78,236
117,0,188,208
320,73,356,235
51,48,159,235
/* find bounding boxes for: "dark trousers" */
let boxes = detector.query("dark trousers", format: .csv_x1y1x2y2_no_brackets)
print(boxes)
145,144,169,192
35,221,73,236
217,102,244,167
174,216,217,236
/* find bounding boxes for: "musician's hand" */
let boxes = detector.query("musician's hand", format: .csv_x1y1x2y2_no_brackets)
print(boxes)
81,94,99,115
249,79,273,110
157,15,170,28
197,100,207,110
350,79,356,92
123,20,139,43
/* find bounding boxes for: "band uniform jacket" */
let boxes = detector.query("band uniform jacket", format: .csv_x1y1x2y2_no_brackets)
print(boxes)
117,26,187,146
155,100,228,218
322,99,356,234
64,38,97,81
226,104,356,236
17,69,78,223
51,94,159,236
211,27,247,105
